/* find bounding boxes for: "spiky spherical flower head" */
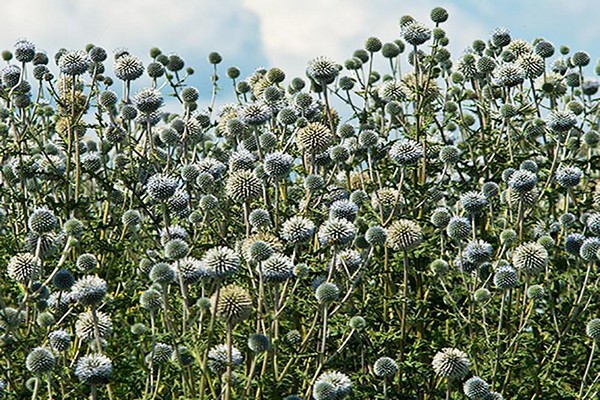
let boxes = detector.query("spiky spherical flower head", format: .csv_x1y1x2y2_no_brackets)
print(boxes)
461,191,488,215
314,371,352,399
140,288,163,311
508,170,537,193
7,253,41,283
527,284,545,301
374,356,398,378
430,7,449,23
580,237,600,261
164,239,189,260
491,27,511,47
48,330,71,352
26,347,55,374
28,207,57,234
133,88,163,114
146,173,178,201
571,51,590,67
535,40,555,58
378,80,407,102
402,21,432,46
146,342,173,366
329,200,358,222
74,353,113,385
494,63,525,87
313,381,336,400
76,253,98,272
248,333,272,352
389,138,422,166
365,225,387,247
519,53,545,79
281,216,315,244
174,257,207,284
556,166,582,188
546,109,576,132
240,102,271,126
114,54,144,81
446,216,471,241
14,39,36,63
464,240,493,264
494,265,518,289
565,233,585,255
207,344,243,374
315,282,340,304
226,170,261,203
63,218,84,238
386,219,422,251
349,315,367,331
306,56,339,83
264,152,293,178
149,262,175,285
58,50,90,76
463,376,490,399
75,311,113,343
513,242,548,274
586,319,600,341
202,246,240,278
483,392,504,400
318,218,356,247
587,214,600,236
53,269,75,291
432,348,470,380
474,288,491,303
262,253,295,282
71,275,107,307
211,284,252,324
246,240,273,263
439,145,461,165
296,122,333,154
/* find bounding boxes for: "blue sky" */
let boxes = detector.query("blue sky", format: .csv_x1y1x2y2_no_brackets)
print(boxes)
0,0,598,104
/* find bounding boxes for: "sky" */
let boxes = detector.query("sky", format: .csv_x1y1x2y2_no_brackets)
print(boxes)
0,0,598,104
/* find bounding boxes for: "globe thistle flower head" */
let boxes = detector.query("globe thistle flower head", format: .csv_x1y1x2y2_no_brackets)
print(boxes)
460,191,488,215
464,240,493,264
565,233,585,255
71,275,107,307
133,88,163,114
248,209,272,231
329,199,358,222
378,80,407,102
474,288,491,303
446,216,471,241
140,288,163,311
508,169,537,193
580,237,600,261
149,262,175,284
463,376,490,399
26,347,55,374
374,356,398,378
402,21,432,46
527,284,545,301
389,138,423,166
494,63,525,87
202,246,240,278
74,353,113,385
28,207,57,234
556,166,582,187
494,264,518,289
146,342,173,366
513,242,548,274
535,40,555,58
296,122,333,154
7,253,41,283
264,151,293,178
14,39,36,63
146,173,178,201
432,348,470,380
48,329,71,352
75,310,112,343
314,371,352,399
210,284,253,324
281,216,315,244
318,218,356,247
246,240,274,263
518,53,545,79
248,333,272,352
586,319,600,341
164,238,189,260
58,50,90,76
1,64,21,88
208,344,243,374
76,253,98,272
226,169,261,203
315,282,340,303
262,253,295,282
241,102,271,126
365,225,387,247
491,27,511,47
306,56,339,83
53,268,75,291
114,53,144,81
174,257,207,284
546,109,576,132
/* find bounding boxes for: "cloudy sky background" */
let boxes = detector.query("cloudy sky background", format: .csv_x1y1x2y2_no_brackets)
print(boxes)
0,0,598,104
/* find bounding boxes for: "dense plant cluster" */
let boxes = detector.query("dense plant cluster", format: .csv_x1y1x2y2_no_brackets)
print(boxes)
1,7,600,399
